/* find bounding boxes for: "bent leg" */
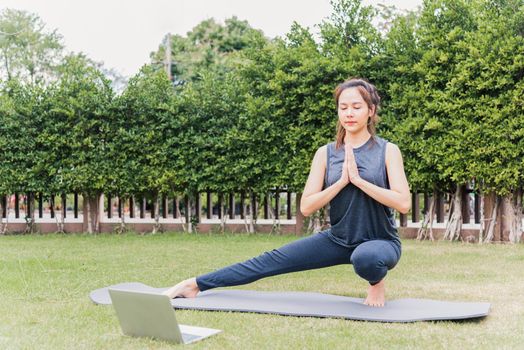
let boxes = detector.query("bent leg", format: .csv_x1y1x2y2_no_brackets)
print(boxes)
196,230,350,291
350,240,401,285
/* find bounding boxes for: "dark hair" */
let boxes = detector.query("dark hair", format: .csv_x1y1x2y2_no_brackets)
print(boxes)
333,78,381,149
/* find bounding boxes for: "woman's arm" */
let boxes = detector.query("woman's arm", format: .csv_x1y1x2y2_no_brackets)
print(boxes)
348,142,411,214
300,145,349,217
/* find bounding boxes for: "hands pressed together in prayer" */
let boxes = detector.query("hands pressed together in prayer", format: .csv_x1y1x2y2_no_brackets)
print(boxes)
340,142,363,187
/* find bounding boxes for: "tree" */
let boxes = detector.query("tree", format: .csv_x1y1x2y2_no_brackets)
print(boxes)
450,0,524,243
150,16,266,84
51,54,114,233
0,87,16,233
0,8,63,84
382,0,478,240
114,65,175,233
0,80,51,233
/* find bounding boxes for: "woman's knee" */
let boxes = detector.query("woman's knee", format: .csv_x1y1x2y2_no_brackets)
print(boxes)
351,250,385,282
350,240,399,283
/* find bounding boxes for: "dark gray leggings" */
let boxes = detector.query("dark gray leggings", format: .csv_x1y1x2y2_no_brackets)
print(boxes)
196,230,401,291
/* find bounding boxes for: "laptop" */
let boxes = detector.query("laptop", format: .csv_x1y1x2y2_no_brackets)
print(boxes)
108,288,221,344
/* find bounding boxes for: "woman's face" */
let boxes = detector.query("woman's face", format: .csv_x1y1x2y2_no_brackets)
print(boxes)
337,87,374,134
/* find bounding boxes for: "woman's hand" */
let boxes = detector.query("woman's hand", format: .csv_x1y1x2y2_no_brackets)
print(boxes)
346,143,362,186
339,144,350,186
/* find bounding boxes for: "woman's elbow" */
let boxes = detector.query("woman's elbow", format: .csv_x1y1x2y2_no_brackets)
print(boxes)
299,200,312,217
397,198,411,215
300,207,312,217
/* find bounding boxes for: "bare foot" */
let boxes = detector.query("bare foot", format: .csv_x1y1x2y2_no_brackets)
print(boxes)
162,277,200,299
364,279,385,307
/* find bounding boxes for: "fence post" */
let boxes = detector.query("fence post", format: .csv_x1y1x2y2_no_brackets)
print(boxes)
162,195,168,219
129,197,135,218
287,191,292,220
26,192,32,220
140,197,145,219
218,193,223,219
150,196,155,219
38,193,43,218
411,192,419,223
274,189,280,220
229,192,235,219
263,193,269,219
206,192,212,219
184,195,190,224
195,193,201,223
474,192,480,224
2,195,7,218
50,194,55,219
107,194,112,219
15,193,19,219
61,193,66,218
74,193,79,219
251,192,258,221
240,191,245,219
436,192,445,223
461,185,470,224
118,197,122,218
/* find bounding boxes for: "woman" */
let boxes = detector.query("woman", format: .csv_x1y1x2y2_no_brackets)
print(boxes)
164,78,411,307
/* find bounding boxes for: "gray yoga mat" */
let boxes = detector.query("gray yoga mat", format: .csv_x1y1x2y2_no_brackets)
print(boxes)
90,282,490,323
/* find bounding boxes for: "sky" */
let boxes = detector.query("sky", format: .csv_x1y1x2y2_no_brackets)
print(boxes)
0,0,423,78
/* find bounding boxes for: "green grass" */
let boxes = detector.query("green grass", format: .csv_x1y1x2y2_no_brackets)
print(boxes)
1,232,523,349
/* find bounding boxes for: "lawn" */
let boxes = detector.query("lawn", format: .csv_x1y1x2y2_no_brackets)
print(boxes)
1,232,523,349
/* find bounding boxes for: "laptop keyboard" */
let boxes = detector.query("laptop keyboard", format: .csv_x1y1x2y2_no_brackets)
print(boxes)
182,333,201,343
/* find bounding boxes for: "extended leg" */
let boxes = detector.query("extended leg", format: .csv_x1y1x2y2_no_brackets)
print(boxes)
195,230,350,292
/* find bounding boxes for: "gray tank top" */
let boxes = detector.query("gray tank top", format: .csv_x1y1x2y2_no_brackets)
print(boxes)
324,136,400,248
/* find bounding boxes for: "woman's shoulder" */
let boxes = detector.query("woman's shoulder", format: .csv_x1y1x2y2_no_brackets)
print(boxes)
377,136,398,148
383,139,402,161
315,144,329,157
375,135,390,145
312,144,330,165
376,136,399,150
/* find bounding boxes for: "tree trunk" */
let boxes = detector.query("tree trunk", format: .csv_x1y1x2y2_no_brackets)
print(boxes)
482,193,499,243
243,192,249,233
176,196,188,232
0,195,8,235
175,197,181,218
186,195,193,233
219,193,226,233
24,192,36,234
115,196,127,234
295,192,305,236
417,190,436,241
152,194,162,234
479,192,485,244
249,192,257,233
443,185,463,241
84,194,101,234
94,195,101,233
309,208,324,234
3,51,12,82
54,194,65,234
323,205,330,230
86,196,91,234
270,191,281,235
501,190,522,244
